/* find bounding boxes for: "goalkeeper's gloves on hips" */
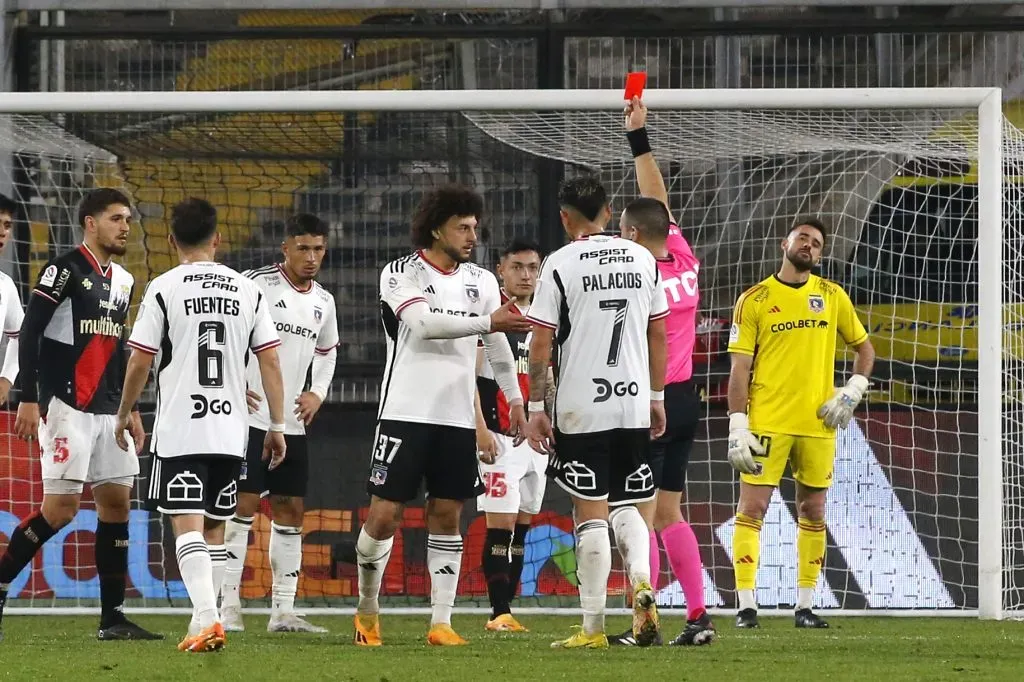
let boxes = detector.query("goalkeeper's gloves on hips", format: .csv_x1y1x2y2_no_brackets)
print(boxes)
727,412,765,475
816,374,870,430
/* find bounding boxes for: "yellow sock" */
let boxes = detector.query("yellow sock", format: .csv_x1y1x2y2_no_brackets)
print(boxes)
797,517,827,588
732,513,763,591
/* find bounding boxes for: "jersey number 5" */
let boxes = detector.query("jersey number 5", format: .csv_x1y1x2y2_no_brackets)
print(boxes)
598,298,629,366
198,320,226,388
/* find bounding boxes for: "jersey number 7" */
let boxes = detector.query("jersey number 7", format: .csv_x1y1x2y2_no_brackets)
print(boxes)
598,298,628,367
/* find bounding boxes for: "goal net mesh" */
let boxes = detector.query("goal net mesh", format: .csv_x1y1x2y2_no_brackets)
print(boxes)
0,102,1021,615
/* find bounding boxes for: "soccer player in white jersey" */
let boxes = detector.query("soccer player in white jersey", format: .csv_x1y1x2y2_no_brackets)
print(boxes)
0,195,21,409
116,198,288,653
524,177,669,649
353,185,531,647
219,214,339,634
475,236,553,633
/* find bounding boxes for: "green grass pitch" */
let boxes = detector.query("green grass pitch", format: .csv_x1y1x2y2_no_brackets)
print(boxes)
1,615,1023,681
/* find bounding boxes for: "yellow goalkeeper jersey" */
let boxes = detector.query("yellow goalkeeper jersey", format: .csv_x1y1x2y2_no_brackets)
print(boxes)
727,274,868,438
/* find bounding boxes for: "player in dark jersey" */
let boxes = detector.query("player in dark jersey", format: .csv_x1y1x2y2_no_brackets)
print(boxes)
0,188,161,642
475,237,552,633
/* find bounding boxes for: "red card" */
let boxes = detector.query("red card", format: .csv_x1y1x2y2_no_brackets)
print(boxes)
624,72,647,100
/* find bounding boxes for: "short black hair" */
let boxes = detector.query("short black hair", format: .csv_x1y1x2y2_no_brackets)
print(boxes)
622,197,671,240
285,213,329,239
0,194,17,218
558,176,608,222
791,216,827,245
501,235,542,259
171,198,218,247
77,188,132,229
410,185,484,249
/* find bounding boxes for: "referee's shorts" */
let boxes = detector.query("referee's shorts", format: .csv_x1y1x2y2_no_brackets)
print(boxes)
648,380,702,493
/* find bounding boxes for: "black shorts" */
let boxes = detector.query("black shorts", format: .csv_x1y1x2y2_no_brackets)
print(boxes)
366,420,481,503
546,427,654,506
146,454,242,521
648,381,702,492
238,427,309,497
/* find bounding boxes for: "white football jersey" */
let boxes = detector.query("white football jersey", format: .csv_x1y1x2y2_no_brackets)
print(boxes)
243,264,340,435
0,270,24,341
379,251,501,429
128,261,281,459
527,235,669,434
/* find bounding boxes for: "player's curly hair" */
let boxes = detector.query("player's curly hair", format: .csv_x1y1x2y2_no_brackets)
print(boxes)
77,188,133,229
791,216,827,245
558,176,608,222
409,185,484,249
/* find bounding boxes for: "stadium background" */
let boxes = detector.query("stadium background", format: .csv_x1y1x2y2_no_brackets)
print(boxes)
0,2,1016,611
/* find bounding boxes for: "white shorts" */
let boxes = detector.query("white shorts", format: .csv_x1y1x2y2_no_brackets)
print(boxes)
477,433,547,516
39,397,139,489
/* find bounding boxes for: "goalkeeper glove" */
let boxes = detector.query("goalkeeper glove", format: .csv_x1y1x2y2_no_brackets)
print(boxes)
727,412,765,475
816,374,870,429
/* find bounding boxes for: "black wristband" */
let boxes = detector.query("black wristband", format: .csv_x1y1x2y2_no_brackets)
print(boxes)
626,127,652,158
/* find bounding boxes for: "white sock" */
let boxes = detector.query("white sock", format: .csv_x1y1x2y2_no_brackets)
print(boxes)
209,544,227,604
609,506,651,588
175,531,219,629
738,589,758,611
355,527,394,616
796,587,814,611
221,515,252,608
426,533,463,626
270,522,303,615
575,519,611,636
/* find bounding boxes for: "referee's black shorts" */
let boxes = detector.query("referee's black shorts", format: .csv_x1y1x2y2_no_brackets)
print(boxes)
648,380,702,493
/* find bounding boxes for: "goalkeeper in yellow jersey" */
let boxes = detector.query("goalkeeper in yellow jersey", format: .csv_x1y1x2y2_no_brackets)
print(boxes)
726,218,875,629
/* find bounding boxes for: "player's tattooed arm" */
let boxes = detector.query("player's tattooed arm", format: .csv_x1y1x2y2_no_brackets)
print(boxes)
527,326,553,404
544,366,556,412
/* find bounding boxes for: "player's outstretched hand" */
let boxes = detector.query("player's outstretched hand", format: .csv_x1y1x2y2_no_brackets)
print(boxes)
263,430,287,471
0,378,12,407
128,410,146,454
114,414,131,451
727,412,765,475
294,391,323,426
817,374,869,429
246,389,263,414
477,424,498,464
507,402,528,446
650,399,666,440
489,296,532,334
624,95,648,131
525,410,555,455
15,401,40,441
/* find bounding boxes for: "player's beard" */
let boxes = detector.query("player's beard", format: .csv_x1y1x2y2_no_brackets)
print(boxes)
785,249,815,272
442,243,472,264
104,240,128,257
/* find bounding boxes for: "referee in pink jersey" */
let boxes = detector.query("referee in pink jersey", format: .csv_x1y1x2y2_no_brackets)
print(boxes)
608,96,715,647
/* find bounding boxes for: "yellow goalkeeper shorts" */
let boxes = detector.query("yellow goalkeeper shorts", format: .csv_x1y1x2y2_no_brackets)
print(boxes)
739,432,836,489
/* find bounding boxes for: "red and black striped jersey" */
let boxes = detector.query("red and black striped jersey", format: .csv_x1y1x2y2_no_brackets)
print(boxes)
20,245,134,414
476,291,530,433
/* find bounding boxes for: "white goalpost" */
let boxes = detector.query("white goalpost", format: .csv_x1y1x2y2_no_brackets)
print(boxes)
0,87,1013,620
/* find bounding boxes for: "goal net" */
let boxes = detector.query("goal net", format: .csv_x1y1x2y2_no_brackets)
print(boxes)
0,88,1016,619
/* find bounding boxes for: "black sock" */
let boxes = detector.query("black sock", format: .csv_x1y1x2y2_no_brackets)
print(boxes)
482,528,513,618
0,513,57,625
507,523,530,603
95,521,130,627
